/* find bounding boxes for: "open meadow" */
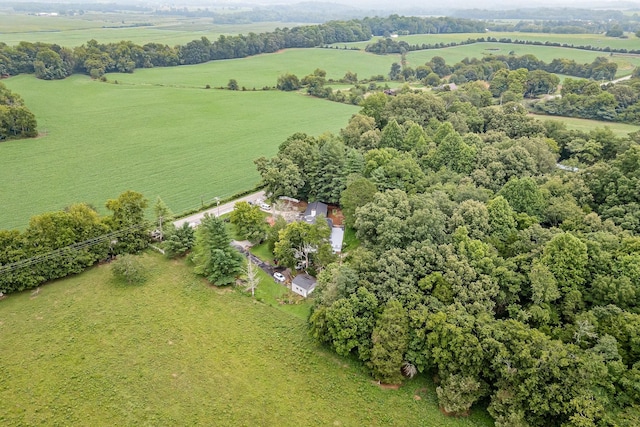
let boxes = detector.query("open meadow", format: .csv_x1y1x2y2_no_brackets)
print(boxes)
0,252,494,426
0,74,358,230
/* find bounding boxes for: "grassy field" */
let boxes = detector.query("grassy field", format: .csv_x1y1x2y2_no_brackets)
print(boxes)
108,48,396,88
0,74,358,230
0,12,301,46
0,252,494,426
531,114,640,136
404,43,640,77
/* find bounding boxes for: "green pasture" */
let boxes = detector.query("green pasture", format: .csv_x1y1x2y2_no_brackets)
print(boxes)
107,48,397,89
531,114,640,136
0,252,493,426
0,74,358,230
0,12,298,46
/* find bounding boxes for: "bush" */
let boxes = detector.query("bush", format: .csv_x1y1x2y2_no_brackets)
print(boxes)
111,255,147,284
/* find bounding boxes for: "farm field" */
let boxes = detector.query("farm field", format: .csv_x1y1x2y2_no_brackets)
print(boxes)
107,48,397,88
532,114,640,136
0,12,297,46
0,74,358,230
0,252,494,426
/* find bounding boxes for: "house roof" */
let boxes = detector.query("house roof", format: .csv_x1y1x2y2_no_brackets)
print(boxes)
305,201,328,218
292,274,317,291
330,227,344,253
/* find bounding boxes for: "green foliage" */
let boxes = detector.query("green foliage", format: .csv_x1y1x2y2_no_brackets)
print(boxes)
164,222,195,258
227,78,239,90
111,254,147,284
190,214,243,285
105,190,149,254
0,253,495,426
273,219,332,272
340,177,378,228
229,201,266,242
369,300,409,384
0,82,37,139
276,73,300,91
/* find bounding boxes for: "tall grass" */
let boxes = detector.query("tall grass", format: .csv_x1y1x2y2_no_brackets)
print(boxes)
0,252,494,426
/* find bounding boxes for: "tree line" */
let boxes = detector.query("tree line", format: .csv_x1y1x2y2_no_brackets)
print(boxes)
255,82,640,425
0,82,37,140
366,35,640,57
0,15,486,80
0,191,149,294
536,77,640,123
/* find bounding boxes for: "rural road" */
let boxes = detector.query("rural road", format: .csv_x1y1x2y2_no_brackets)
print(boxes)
173,190,266,228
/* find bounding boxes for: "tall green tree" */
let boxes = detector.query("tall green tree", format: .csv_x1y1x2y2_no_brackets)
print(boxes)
369,299,409,384
190,214,243,285
229,201,266,242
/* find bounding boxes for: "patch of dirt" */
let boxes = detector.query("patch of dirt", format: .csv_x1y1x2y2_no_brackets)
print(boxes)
439,406,470,417
372,380,401,390
413,387,428,401
327,205,345,227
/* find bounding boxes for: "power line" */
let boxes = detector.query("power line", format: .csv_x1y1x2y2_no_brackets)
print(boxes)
0,224,146,275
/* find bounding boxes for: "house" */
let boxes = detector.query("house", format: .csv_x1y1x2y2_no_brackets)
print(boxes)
304,201,328,224
291,274,317,298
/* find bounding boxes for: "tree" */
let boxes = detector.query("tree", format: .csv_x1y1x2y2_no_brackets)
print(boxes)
369,299,409,384
254,156,305,200
340,177,378,228
499,177,546,217
360,91,388,129
274,220,331,272
244,257,260,297
229,201,266,242
389,62,401,80
190,214,243,285
164,222,195,258
104,190,149,253
111,254,147,284
227,79,239,90
487,196,517,242
153,196,173,240
277,73,301,91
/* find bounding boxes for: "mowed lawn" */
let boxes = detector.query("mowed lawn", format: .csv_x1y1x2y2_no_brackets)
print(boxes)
0,74,358,230
0,252,494,426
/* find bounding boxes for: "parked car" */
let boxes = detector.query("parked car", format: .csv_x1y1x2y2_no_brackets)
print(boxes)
273,272,285,282
260,202,271,210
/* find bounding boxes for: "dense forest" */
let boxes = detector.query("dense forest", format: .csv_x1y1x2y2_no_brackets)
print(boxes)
255,81,640,425
0,82,37,140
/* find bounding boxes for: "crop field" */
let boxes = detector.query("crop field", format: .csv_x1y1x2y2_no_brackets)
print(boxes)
108,48,397,89
0,252,493,426
0,12,297,46
0,74,358,230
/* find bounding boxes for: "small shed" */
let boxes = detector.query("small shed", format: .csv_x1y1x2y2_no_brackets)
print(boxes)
291,274,317,298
